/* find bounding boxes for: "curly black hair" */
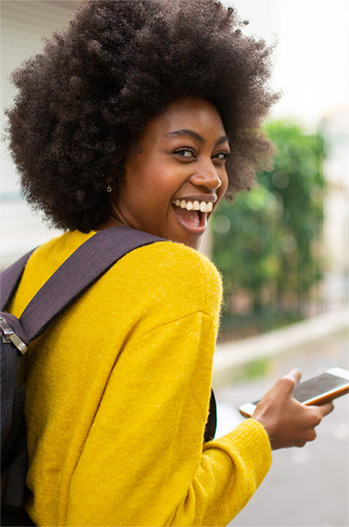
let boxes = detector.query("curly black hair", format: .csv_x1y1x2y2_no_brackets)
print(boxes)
6,0,278,232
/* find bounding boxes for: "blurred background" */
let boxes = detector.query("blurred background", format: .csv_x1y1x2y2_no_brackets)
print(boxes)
215,0,349,338
1,0,348,317
1,1,348,526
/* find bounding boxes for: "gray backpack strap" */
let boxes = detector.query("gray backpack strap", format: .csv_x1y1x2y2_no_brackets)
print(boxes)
19,226,164,342
0,250,35,311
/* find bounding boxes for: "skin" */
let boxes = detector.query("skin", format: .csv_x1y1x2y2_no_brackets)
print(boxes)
253,369,333,449
103,96,333,449
103,97,230,250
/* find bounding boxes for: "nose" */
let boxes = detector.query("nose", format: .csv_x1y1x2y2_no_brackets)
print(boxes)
189,163,223,191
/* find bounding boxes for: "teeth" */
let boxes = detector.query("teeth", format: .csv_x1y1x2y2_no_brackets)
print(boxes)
173,199,213,213
199,202,213,212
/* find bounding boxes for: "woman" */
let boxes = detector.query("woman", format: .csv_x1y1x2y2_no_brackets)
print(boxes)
6,1,332,525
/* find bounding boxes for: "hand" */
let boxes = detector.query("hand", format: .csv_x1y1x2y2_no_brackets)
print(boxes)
252,369,334,450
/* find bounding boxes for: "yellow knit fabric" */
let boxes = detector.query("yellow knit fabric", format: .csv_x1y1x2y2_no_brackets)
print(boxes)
10,230,272,527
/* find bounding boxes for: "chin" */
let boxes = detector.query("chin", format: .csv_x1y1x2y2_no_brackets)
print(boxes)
178,236,202,251
161,226,203,250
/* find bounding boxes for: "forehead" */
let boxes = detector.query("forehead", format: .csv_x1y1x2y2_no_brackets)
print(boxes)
144,97,227,140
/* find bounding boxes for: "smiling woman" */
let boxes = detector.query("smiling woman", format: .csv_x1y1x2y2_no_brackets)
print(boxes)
3,1,334,526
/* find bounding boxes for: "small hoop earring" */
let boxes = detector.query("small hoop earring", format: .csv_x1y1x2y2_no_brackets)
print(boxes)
217,179,222,188
106,184,112,193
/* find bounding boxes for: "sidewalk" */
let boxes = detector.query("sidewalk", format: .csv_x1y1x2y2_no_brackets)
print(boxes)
212,312,349,527
213,308,349,385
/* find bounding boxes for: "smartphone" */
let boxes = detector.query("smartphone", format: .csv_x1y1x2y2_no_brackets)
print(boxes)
239,367,349,418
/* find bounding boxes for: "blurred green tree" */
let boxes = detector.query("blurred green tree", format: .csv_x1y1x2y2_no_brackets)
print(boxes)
212,121,325,336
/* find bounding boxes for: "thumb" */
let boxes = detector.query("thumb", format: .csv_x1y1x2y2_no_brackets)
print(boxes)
283,368,302,387
283,368,302,382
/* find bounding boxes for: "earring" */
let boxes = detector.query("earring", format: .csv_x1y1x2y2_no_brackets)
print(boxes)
217,179,222,188
106,184,112,193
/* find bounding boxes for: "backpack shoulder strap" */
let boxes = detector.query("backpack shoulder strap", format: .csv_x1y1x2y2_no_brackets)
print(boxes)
0,250,36,311
19,226,164,342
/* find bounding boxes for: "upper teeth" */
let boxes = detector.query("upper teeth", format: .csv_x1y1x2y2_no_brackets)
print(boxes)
174,199,213,213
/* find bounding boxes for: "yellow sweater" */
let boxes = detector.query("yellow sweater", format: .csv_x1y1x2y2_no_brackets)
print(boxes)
10,230,271,527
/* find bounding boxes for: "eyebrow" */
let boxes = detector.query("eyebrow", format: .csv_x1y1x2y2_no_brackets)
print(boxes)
164,129,229,147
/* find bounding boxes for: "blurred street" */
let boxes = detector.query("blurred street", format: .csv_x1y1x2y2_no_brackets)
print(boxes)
214,329,349,527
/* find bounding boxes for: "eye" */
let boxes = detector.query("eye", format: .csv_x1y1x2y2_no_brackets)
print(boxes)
173,148,195,159
213,151,230,162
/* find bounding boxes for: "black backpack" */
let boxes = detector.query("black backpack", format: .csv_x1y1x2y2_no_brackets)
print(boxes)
0,226,217,526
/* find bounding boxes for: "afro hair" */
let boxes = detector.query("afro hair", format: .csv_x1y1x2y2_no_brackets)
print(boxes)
6,0,278,232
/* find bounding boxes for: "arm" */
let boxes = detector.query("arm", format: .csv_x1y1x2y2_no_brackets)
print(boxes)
66,311,271,527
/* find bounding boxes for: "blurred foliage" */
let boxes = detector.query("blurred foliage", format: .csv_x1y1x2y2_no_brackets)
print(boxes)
212,120,325,337
215,357,272,387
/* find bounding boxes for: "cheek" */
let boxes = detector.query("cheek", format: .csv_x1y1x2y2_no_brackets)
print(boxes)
121,154,182,212
120,173,168,215
139,169,178,202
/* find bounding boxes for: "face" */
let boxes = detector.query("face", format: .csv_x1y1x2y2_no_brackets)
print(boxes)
112,97,230,249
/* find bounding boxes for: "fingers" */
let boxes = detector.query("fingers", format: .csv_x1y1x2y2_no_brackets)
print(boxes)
314,401,334,417
302,402,334,434
305,402,334,423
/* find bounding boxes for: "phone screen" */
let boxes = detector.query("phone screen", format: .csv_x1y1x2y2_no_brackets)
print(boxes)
252,372,348,406
292,372,348,403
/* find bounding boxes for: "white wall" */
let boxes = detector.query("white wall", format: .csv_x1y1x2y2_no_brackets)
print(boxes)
1,1,78,267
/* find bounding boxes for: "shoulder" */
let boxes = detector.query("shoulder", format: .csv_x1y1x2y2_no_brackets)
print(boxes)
109,240,223,320
10,231,94,316
11,231,222,322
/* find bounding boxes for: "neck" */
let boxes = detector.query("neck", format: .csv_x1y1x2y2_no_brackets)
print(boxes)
96,204,132,232
111,203,132,227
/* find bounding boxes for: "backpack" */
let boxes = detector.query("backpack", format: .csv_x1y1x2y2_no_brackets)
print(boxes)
0,226,217,526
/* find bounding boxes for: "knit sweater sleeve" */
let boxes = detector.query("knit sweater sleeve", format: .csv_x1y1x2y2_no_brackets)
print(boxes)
65,245,271,526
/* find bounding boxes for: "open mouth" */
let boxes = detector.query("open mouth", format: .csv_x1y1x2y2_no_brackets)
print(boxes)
171,199,213,232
